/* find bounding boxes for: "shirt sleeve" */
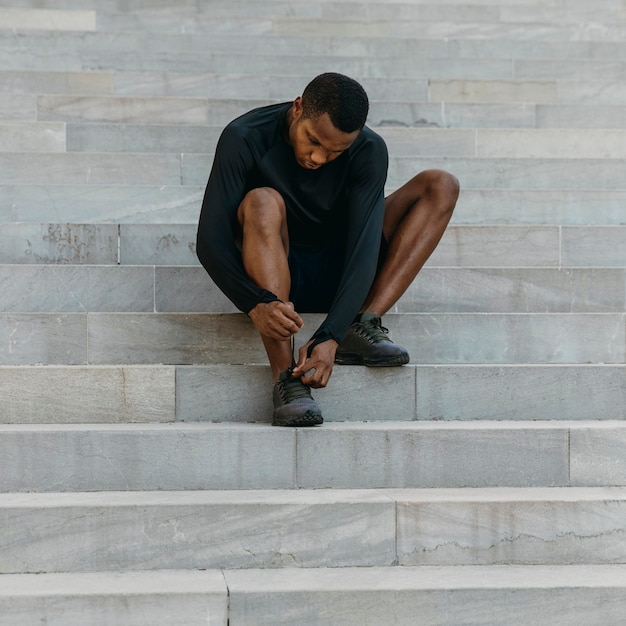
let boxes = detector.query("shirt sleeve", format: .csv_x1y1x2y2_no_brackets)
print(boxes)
196,123,279,313
310,133,389,346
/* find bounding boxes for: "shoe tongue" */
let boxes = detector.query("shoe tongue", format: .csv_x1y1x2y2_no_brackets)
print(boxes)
279,368,294,382
359,311,381,325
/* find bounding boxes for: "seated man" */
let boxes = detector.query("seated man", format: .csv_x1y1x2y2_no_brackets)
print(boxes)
196,72,459,427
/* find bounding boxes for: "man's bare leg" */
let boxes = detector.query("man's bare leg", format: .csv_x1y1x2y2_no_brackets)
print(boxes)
237,187,300,381
334,169,459,366
361,169,459,315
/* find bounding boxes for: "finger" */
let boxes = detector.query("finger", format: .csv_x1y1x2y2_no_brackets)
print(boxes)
292,346,310,376
302,367,327,388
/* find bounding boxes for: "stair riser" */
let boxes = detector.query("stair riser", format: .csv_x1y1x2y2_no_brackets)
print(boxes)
4,364,625,424
0,422,623,490
0,570,226,626
1,491,625,572
2,313,624,365
4,224,626,269
226,586,626,626
2,266,625,314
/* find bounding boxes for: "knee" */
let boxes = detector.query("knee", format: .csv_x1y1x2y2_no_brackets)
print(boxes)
238,187,286,236
420,169,460,216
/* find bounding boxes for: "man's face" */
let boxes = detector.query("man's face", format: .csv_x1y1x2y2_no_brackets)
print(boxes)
287,97,360,170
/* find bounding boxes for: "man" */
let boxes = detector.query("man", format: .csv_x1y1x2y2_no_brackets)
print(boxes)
197,72,459,427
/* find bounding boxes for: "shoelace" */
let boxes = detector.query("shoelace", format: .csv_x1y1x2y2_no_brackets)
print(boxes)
277,368,312,402
356,316,391,343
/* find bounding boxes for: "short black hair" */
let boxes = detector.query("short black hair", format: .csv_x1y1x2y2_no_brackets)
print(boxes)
301,73,369,133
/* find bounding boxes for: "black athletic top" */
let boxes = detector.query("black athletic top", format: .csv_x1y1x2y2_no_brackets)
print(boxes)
196,101,388,346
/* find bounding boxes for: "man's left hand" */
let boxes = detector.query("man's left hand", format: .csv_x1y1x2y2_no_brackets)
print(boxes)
292,339,339,388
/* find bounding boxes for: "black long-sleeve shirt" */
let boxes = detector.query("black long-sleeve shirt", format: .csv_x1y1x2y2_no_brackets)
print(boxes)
196,102,388,345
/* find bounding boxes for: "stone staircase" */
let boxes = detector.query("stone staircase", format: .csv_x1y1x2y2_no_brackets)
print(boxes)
2,0,626,624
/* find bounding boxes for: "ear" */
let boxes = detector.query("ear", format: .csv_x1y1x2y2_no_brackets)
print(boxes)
292,96,304,120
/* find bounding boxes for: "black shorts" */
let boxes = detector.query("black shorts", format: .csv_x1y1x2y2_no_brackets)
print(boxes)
288,234,388,313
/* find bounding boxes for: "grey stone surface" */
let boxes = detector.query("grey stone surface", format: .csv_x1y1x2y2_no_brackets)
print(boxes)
0,423,295,491
477,128,626,159
396,487,626,566
0,7,95,31
0,122,65,152
0,94,36,121
429,79,559,104
426,225,561,267
0,266,154,312
67,123,221,153
390,156,626,191
0,185,204,223
413,365,626,421
454,189,626,225
296,422,569,488
225,564,626,626
0,570,227,626
562,226,626,267
361,312,614,364
176,364,416,423
0,313,87,365
0,489,395,572
155,267,236,313
39,95,216,125
537,104,626,129
570,423,626,486
0,70,112,95
86,313,266,365
13,312,610,365
394,312,626,364
377,127,477,157
2,0,626,620
0,223,117,264
120,224,198,265
0,153,181,185
401,267,626,313
516,58,626,81
0,365,175,424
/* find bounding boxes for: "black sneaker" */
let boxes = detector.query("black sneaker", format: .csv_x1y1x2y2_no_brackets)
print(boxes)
335,312,410,367
272,368,323,427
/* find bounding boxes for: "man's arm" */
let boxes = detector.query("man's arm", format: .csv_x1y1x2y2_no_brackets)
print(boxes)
196,124,280,314
293,132,389,384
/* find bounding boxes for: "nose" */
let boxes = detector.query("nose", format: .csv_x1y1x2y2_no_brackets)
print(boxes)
310,149,328,166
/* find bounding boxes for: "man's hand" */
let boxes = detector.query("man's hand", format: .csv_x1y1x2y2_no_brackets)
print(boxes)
248,301,303,340
292,339,339,389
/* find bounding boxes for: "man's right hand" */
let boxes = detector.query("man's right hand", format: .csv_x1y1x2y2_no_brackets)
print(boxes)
248,300,303,340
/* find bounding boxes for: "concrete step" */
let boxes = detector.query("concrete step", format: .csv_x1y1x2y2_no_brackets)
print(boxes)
2,186,626,225
0,185,204,223
2,265,625,314
388,156,626,191
2,564,625,626
3,363,626,424
1,487,625,572
13,95,626,130
5,29,626,61
0,222,616,265
4,153,626,190
1,311,624,366
0,421,624,491
5,68,626,112
8,44,626,80
0,570,227,626
272,17,626,43
224,564,626,626
27,120,626,159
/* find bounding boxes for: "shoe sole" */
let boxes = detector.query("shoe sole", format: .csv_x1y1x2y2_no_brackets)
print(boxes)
272,410,324,427
334,353,410,367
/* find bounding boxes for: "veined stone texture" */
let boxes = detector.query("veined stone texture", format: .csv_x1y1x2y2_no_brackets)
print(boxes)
2,0,626,622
